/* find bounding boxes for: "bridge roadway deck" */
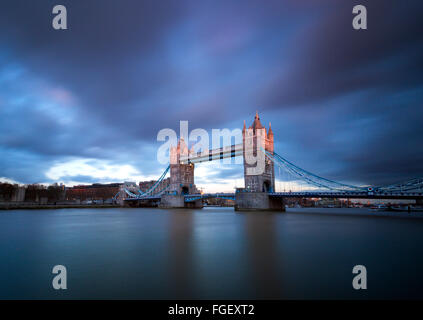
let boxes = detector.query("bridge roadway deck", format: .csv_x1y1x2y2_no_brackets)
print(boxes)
268,192,423,200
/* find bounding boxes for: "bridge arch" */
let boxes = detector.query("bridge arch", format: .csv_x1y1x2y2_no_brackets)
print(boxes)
181,186,189,195
263,181,271,193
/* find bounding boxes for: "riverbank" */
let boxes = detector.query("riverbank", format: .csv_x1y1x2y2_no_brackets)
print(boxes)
0,203,120,210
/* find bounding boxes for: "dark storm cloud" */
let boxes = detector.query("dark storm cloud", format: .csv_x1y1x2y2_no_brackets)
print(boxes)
0,0,186,136
258,0,423,185
263,1,423,107
0,0,422,188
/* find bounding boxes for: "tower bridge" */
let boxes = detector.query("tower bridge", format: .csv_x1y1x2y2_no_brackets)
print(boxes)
118,113,423,210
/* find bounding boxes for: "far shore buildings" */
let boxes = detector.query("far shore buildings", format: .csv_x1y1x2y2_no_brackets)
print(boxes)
0,182,65,204
139,177,171,194
1,178,174,204
66,177,175,202
65,183,122,202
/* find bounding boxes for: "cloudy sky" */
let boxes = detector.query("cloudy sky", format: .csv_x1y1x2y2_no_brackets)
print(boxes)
0,0,422,192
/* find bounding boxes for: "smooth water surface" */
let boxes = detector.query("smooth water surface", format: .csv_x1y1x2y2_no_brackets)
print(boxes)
1,207,422,299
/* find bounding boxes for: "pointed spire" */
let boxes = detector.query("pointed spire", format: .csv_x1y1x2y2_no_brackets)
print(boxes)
177,137,188,156
268,122,273,137
243,120,246,132
177,137,183,149
251,111,263,130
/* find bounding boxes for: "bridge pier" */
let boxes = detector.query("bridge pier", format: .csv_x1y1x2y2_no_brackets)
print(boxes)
235,192,285,212
159,194,203,209
123,199,159,208
159,194,184,208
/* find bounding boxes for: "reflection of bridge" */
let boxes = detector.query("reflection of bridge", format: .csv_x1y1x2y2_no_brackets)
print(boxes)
118,113,423,210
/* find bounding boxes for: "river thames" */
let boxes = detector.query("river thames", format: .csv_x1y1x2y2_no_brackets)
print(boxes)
1,207,422,299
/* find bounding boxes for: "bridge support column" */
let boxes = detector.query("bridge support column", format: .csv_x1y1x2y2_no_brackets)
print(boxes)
159,194,203,209
117,187,126,206
159,194,185,208
416,198,423,206
235,192,285,212
185,199,204,209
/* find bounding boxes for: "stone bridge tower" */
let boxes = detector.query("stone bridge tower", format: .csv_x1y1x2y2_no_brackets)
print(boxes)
242,112,275,193
169,138,197,195
160,138,202,208
236,112,283,211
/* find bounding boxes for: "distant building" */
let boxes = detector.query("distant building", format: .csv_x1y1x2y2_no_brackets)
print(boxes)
0,183,26,202
123,181,137,187
11,186,26,202
65,183,122,201
139,177,171,194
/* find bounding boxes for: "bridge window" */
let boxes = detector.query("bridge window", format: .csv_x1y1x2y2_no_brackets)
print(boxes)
181,186,189,195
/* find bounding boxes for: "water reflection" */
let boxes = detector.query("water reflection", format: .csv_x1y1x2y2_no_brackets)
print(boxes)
166,209,195,298
164,208,285,299
1,208,423,299
242,212,283,298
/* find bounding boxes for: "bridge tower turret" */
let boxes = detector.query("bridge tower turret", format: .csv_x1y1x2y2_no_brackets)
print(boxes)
242,112,275,193
169,138,197,195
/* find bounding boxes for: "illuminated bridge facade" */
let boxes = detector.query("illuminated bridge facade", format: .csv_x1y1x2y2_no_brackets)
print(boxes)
118,113,423,210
